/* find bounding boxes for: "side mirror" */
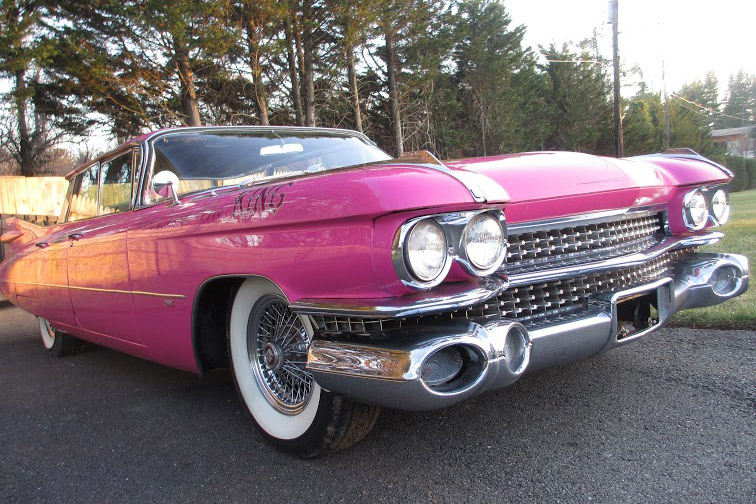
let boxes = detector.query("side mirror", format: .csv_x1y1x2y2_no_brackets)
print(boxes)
152,170,181,205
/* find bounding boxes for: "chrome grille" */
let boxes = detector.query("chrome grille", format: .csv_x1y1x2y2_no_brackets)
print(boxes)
504,213,664,275
311,249,690,333
454,250,681,322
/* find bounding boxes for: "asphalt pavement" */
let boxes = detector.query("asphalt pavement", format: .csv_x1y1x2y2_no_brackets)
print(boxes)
0,304,753,504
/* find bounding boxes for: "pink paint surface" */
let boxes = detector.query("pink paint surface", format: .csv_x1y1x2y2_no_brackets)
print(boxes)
0,128,733,373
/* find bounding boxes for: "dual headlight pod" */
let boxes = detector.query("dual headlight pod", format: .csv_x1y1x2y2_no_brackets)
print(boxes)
395,210,507,289
682,186,730,230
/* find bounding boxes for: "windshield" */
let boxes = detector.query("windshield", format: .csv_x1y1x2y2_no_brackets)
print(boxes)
146,130,392,202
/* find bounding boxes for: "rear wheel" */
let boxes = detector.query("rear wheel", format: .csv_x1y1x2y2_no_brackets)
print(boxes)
38,317,81,357
228,279,380,457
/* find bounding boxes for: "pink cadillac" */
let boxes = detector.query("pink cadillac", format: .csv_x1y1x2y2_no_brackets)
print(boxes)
0,126,748,456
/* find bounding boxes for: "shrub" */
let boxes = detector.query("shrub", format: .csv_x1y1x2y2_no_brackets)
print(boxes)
723,155,751,192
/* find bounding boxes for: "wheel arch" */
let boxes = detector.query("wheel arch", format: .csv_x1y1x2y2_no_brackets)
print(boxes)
192,275,288,375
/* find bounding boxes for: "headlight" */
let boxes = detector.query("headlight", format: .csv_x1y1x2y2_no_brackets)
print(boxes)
463,213,505,272
406,219,447,282
710,189,730,225
683,189,708,230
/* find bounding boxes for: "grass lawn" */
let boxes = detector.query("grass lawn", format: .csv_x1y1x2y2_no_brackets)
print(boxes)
670,188,756,330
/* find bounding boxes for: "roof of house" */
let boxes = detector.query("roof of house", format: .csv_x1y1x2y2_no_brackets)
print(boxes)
711,125,755,137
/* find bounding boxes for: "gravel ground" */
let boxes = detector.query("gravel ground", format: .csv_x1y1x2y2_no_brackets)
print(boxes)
0,305,753,504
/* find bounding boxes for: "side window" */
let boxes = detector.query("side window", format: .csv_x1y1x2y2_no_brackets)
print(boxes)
143,152,216,206
100,151,134,215
68,163,100,222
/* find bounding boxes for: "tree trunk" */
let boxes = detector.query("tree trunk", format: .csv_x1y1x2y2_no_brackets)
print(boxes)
302,1,315,126
284,17,303,126
346,45,363,132
245,21,269,126
14,69,34,176
293,15,306,121
174,43,201,126
384,28,403,156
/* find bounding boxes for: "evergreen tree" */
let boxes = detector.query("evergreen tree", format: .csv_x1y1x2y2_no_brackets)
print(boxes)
623,90,664,156
0,0,89,175
541,42,613,154
721,70,755,128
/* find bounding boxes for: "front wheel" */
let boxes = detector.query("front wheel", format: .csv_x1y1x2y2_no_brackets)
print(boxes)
39,317,82,356
228,280,380,457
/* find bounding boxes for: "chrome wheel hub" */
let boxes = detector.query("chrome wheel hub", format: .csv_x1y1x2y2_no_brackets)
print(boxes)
248,298,314,415
44,319,55,340
263,342,284,371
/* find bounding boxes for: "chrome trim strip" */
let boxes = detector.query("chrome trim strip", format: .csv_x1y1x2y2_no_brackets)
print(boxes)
506,232,722,287
506,206,664,234
291,276,508,319
11,281,186,299
292,232,722,319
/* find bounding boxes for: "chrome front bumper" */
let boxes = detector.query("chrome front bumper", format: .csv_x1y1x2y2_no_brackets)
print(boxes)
306,252,749,410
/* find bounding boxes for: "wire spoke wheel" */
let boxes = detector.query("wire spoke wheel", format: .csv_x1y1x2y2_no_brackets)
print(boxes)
248,297,314,415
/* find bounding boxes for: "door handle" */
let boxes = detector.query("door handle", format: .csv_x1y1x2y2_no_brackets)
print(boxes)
68,233,83,241
35,242,49,249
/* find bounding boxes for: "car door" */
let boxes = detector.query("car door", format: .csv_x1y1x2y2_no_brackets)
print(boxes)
32,163,101,327
67,147,142,344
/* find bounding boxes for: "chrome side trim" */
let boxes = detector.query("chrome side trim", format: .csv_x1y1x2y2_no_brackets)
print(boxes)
10,281,186,299
291,276,508,319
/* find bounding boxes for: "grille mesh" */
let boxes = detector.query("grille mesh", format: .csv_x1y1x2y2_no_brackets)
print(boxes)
311,249,690,334
452,250,681,322
504,213,664,275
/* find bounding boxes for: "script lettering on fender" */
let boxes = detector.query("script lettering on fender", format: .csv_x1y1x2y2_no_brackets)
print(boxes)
232,182,293,220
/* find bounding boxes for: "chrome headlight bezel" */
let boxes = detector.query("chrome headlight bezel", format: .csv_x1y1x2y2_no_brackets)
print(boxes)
459,212,507,275
709,188,730,225
405,219,449,283
392,210,508,290
682,188,708,231
392,217,453,289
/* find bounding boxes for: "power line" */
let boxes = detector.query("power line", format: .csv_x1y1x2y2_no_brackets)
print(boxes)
545,59,603,65
671,93,756,126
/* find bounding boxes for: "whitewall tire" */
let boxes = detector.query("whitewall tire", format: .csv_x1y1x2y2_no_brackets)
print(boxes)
228,278,381,457
38,317,82,356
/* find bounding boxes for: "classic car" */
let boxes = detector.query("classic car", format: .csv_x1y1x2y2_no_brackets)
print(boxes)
0,126,749,457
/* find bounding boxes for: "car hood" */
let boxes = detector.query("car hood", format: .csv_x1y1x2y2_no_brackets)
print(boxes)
443,151,730,223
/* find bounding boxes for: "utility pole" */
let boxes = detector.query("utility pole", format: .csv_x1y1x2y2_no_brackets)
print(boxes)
609,0,624,157
662,59,671,149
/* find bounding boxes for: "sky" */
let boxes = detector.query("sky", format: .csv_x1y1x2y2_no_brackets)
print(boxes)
5,0,756,153
506,0,756,97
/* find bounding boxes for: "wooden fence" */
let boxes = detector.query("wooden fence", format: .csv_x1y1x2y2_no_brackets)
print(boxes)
0,176,69,217
0,177,69,263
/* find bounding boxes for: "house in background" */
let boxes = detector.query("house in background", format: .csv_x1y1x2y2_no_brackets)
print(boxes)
711,125,755,158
